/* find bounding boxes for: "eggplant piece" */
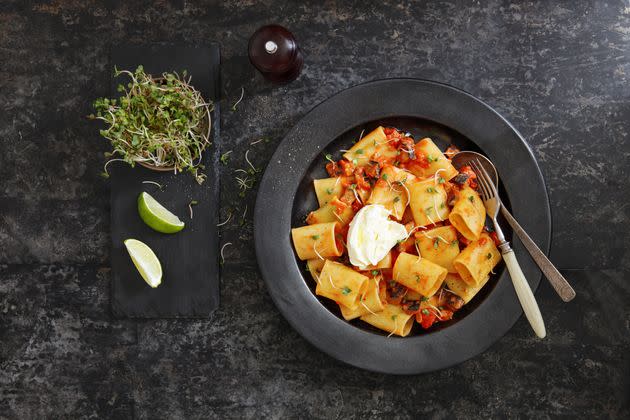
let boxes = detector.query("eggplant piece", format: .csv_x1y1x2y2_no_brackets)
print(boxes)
451,173,470,185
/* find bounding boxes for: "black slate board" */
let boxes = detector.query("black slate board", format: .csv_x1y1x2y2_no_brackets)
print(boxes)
109,44,221,318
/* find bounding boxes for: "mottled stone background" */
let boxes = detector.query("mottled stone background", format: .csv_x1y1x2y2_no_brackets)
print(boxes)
1,0,629,418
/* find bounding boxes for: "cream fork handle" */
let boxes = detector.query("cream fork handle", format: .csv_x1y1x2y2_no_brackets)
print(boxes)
502,250,547,338
500,207,576,302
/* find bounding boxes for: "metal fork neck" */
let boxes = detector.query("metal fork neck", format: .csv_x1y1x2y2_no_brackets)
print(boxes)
498,241,513,254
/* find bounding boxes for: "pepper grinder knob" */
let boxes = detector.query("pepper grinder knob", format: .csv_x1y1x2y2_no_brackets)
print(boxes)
248,25,303,84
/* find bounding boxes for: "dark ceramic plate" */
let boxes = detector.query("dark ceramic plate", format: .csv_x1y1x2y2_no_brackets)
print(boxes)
254,79,551,374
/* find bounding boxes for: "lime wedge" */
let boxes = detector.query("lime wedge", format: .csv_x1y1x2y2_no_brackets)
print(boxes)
138,192,185,233
124,239,162,288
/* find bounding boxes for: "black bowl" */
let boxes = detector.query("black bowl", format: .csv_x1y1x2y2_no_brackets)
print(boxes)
254,79,551,374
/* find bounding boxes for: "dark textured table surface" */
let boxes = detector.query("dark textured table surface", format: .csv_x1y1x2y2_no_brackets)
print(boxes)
1,1,629,418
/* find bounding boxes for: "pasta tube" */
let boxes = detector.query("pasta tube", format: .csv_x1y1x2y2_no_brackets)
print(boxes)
449,186,486,241
360,303,415,337
393,252,448,297
316,260,369,310
291,222,343,260
453,233,501,287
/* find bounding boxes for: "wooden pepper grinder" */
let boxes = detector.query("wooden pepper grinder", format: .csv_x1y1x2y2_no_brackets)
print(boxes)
248,24,303,84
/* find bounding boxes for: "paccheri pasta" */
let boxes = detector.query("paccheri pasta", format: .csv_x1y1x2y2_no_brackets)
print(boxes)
291,126,502,336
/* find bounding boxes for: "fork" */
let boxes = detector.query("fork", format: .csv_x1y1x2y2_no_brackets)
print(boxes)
471,159,547,338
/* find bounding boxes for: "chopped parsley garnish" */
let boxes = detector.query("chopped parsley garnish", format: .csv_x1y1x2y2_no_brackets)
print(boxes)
425,206,433,215
415,275,421,283
324,153,334,163
421,309,430,315
341,286,352,295
311,235,320,240
391,314,398,320
382,174,389,180
326,188,333,194
355,149,364,155
433,238,440,249
393,196,401,203
438,177,445,184
468,196,474,203
440,202,446,209
486,252,492,260
371,270,379,276
349,183,357,190
421,296,429,302
427,155,436,163
427,187,438,193
352,158,358,165
451,239,459,247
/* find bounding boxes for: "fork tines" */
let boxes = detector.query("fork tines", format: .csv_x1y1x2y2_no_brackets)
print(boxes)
470,159,496,201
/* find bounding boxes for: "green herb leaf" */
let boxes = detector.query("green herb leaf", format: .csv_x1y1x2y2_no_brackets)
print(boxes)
326,188,333,194
421,296,429,302
422,308,430,315
312,235,320,240
438,177,445,184
468,196,474,203
427,187,437,193
393,196,400,203
371,270,379,276
382,174,389,180
355,149,364,155
220,151,232,165
341,286,352,295
391,314,398,320
486,252,492,260
324,153,334,163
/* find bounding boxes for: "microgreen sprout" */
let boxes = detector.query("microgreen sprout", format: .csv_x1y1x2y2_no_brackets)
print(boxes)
91,66,212,184
142,180,163,190
216,211,232,227
231,87,244,112
220,242,233,265
220,150,232,165
189,200,198,219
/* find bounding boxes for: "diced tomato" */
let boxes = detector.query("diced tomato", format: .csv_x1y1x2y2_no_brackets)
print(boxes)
364,162,380,179
354,171,370,191
325,161,341,177
330,197,347,214
416,310,437,329
490,231,501,246
339,159,355,176
383,127,396,135
478,236,488,246
437,309,454,321
412,145,431,168
351,199,363,212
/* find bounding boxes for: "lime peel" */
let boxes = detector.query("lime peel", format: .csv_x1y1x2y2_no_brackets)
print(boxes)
138,192,185,233
124,239,162,288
